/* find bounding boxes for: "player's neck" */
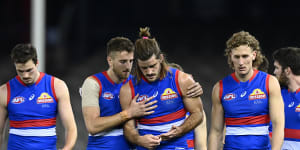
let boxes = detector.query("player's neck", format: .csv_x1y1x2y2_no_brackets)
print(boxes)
287,75,300,92
235,69,254,82
106,69,122,84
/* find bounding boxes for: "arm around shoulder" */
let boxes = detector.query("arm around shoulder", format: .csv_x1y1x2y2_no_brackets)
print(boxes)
55,78,77,150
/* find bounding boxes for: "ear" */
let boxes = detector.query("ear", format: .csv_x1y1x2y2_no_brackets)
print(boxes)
252,51,257,60
159,54,164,63
107,56,113,67
285,67,292,75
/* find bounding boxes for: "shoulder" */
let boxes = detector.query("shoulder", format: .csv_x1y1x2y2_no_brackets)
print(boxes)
177,71,195,85
0,83,8,106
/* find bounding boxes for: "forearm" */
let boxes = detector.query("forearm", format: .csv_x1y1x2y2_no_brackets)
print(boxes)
123,120,141,145
194,111,207,150
86,110,130,135
62,125,77,150
179,111,202,137
208,130,223,150
271,122,284,150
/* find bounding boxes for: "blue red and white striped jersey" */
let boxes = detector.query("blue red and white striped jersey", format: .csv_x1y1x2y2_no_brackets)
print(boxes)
6,72,58,150
281,87,300,149
86,71,132,150
220,70,271,149
129,68,194,150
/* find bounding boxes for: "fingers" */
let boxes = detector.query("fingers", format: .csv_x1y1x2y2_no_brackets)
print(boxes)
143,95,155,103
132,93,140,102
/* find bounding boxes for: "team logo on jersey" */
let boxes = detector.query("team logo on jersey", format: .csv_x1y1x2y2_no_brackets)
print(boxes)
296,104,300,112
161,88,178,100
224,93,236,101
102,92,114,100
11,96,25,104
137,95,148,102
248,88,266,100
37,92,54,104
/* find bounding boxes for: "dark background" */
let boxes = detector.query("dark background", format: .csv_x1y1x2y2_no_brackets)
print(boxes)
1,0,300,149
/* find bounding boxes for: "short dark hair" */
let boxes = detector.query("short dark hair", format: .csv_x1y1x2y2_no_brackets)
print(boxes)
272,47,300,75
106,37,134,57
11,43,38,64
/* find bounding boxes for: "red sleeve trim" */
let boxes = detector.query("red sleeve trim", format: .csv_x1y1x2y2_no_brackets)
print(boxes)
91,75,102,97
6,82,11,105
175,70,182,97
219,80,223,101
266,75,270,95
129,80,135,99
51,77,58,102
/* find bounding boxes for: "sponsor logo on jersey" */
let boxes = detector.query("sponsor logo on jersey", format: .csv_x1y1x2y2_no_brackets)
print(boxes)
296,104,300,112
11,96,25,104
37,93,54,104
240,91,247,97
224,93,236,101
249,88,266,100
103,92,114,100
137,95,148,102
288,101,295,108
161,88,178,100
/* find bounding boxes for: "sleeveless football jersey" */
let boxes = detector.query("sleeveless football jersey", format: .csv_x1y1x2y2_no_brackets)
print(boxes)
86,71,131,150
281,87,300,150
129,68,194,150
220,70,271,149
7,72,58,150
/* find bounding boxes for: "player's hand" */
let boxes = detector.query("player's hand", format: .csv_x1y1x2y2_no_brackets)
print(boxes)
137,134,161,149
186,82,203,98
159,125,182,141
127,94,158,118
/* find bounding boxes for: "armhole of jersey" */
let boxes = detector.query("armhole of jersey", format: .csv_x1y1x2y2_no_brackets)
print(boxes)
266,74,270,95
219,80,223,101
6,82,11,106
51,77,58,102
91,75,102,98
129,80,135,99
175,70,183,97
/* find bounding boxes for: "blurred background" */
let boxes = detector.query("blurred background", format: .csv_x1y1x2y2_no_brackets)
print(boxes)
1,0,300,149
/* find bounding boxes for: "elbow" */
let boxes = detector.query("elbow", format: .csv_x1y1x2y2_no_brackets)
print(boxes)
86,125,100,135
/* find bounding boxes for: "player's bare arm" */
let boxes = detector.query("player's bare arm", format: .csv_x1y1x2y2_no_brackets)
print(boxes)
55,78,77,150
208,82,225,150
268,76,284,150
0,84,8,147
160,71,203,140
82,77,157,135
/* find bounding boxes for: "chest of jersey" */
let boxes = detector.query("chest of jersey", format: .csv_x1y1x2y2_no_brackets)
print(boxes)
8,74,57,121
221,71,269,118
282,89,300,129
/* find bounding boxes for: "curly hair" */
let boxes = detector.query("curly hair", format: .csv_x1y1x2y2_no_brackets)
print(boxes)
225,31,264,69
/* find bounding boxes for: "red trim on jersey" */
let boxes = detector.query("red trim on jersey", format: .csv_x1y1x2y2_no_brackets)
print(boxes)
219,80,223,101
91,75,102,96
175,70,182,97
129,80,135,99
35,72,45,85
102,71,115,85
6,82,11,105
231,73,240,83
225,114,270,125
16,76,26,86
141,75,150,83
266,74,270,95
284,128,300,139
10,117,56,128
249,69,259,83
138,108,186,124
187,139,194,148
269,132,272,138
295,88,300,94
51,77,58,102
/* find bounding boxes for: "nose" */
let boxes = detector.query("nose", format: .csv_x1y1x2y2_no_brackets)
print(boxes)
21,72,30,78
238,58,244,65
146,68,154,75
